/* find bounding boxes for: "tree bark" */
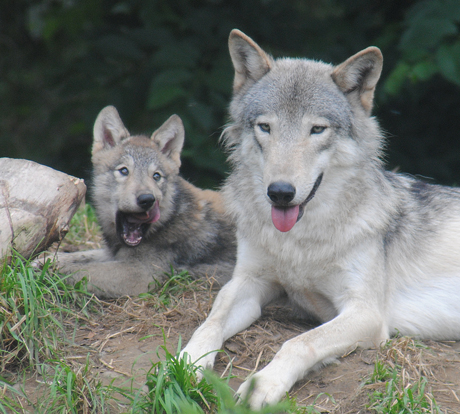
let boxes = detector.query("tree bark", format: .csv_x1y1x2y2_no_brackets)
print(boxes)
0,158,86,264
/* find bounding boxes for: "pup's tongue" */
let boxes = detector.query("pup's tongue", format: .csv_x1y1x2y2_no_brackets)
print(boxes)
126,202,160,224
271,205,299,232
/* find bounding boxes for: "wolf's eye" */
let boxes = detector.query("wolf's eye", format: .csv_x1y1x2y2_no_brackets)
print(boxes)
311,126,326,134
119,167,129,176
153,172,162,182
258,123,271,133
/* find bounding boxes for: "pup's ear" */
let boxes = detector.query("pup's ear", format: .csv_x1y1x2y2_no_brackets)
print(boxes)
151,114,184,167
92,106,130,154
331,47,383,115
229,29,273,93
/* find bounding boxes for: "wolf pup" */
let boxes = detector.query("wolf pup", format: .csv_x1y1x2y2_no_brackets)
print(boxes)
54,106,236,298
181,30,460,408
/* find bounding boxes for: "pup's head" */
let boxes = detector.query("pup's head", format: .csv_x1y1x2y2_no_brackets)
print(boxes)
226,30,383,232
91,106,184,247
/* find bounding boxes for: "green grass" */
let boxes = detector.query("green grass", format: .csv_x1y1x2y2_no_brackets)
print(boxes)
366,352,441,413
0,250,106,413
64,203,102,247
368,358,393,384
369,376,438,414
126,340,220,413
31,357,119,414
0,380,25,414
121,338,293,414
0,252,94,372
0,357,122,414
140,266,198,309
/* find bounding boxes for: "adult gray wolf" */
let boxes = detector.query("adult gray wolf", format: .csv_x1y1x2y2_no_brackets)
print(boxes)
181,29,460,408
53,106,236,298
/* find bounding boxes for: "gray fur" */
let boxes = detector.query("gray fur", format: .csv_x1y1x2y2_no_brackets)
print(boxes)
182,30,460,408
55,106,236,298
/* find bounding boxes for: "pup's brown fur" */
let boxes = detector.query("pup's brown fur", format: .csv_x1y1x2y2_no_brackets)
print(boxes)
55,106,236,298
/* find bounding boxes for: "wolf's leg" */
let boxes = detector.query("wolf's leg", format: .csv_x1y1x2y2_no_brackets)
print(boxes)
182,262,235,288
181,266,283,369
34,249,110,270
237,292,388,408
53,249,111,265
54,255,167,298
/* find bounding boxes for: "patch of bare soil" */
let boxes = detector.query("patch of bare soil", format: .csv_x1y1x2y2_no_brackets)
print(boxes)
44,283,459,413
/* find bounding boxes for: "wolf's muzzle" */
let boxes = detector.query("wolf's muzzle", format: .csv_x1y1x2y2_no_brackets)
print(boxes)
269,174,323,232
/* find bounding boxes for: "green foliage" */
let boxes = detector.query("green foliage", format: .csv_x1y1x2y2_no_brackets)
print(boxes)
128,339,291,414
385,0,460,94
368,358,393,384
0,357,122,413
369,375,439,413
130,340,218,413
140,266,197,309
0,380,25,414
0,252,92,371
0,251,110,412
64,203,102,247
366,356,441,413
32,357,116,414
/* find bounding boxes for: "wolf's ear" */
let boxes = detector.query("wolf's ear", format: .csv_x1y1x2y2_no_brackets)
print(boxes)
331,47,383,114
151,114,184,167
92,106,130,154
229,29,273,93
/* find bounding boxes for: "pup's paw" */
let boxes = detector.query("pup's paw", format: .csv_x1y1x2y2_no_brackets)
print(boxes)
236,372,290,409
31,253,54,269
31,257,43,269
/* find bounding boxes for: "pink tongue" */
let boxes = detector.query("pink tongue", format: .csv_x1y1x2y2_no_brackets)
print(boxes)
271,205,299,232
127,201,160,224
147,201,161,223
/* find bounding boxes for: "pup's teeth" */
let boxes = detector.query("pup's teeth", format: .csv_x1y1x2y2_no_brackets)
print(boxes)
123,222,143,246
271,205,299,232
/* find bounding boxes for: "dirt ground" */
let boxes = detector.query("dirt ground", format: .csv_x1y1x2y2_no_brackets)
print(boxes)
17,228,460,413
56,281,460,413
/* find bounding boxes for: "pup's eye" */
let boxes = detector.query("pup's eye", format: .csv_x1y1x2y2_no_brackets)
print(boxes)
311,126,326,134
258,123,271,133
153,172,162,182
118,167,129,176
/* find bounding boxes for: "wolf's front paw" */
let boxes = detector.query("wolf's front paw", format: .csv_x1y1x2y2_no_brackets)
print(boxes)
179,344,216,375
236,371,290,409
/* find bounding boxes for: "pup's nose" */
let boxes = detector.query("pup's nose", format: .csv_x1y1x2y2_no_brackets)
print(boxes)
267,182,296,205
137,194,155,211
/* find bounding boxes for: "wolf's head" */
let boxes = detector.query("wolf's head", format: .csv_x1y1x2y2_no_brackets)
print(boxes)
224,30,384,233
91,106,184,247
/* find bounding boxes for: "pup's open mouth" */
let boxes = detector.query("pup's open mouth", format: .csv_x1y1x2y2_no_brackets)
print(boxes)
116,201,161,246
271,173,323,233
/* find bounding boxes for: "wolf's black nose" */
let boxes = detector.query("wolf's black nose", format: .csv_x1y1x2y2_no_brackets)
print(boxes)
267,182,296,205
137,194,155,210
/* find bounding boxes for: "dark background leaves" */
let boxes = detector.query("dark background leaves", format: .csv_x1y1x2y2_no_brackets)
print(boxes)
1,0,460,190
